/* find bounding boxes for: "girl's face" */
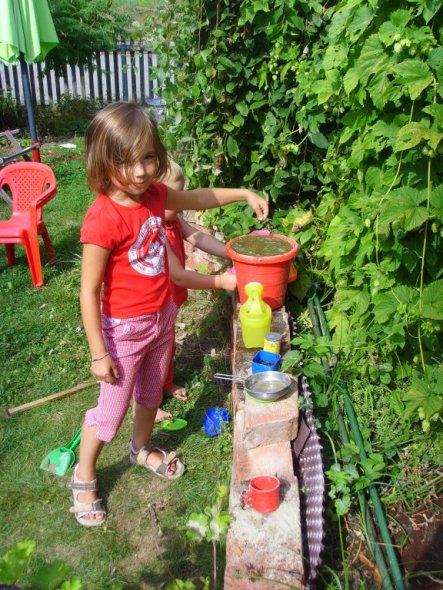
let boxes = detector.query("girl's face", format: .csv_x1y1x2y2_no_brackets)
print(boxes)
109,145,158,200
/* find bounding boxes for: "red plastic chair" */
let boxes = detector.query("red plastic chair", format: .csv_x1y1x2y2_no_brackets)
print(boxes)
0,162,57,287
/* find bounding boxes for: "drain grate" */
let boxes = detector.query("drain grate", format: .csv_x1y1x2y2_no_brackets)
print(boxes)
293,377,325,587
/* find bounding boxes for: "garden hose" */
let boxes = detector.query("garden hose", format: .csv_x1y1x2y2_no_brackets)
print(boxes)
307,292,407,590
340,381,406,590
308,296,395,589
306,296,330,375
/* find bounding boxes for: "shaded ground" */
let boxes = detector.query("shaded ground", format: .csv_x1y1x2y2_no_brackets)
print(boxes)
323,495,443,589
391,494,443,588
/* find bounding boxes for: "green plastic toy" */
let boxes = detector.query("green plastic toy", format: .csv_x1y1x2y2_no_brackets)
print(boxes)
40,430,81,476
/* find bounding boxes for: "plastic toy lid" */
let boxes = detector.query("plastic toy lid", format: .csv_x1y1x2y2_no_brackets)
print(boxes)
162,418,188,431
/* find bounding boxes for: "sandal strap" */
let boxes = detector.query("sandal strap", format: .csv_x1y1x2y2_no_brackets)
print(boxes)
144,443,178,466
164,451,178,465
70,498,105,514
66,480,98,492
134,446,163,467
155,453,179,477
134,446,178,471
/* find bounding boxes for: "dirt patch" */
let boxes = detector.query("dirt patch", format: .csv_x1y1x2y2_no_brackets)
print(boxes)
337,498,443,589
390,495,443,588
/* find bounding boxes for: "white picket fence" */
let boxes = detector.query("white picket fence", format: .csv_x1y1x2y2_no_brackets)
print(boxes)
0,43,159,107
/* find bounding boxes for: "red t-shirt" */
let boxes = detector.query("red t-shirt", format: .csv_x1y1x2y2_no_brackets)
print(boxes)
165,218,188,307
80,183,171,318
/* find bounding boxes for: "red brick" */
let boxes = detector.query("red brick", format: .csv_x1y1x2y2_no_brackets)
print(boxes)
232,408,295,483
226,291,304,590
243,383,298,449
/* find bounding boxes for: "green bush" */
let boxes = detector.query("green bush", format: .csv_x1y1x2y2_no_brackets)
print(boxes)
36,96,103,139
150,0,443,429
0,90,27,129
0,91,101,140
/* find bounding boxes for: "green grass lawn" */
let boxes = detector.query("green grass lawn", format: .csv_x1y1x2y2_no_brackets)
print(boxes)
0,143,234,589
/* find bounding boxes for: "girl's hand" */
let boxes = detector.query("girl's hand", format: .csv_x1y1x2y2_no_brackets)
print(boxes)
218,271,237,291
90,355,119,384
246,191,269,221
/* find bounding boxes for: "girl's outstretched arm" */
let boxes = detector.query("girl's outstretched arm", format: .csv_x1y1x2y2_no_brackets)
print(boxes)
80,244,119,384
167,243,236,291
166,187,268,221
179,218,228,258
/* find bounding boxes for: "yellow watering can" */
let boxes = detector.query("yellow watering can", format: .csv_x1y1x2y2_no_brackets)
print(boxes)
239,282,272,348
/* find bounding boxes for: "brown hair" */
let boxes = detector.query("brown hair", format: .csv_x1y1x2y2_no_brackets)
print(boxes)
85,102,169,194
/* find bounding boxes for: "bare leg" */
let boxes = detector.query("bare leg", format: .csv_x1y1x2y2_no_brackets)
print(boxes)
75,423,105,521
132,402,157,449
133,399,173,422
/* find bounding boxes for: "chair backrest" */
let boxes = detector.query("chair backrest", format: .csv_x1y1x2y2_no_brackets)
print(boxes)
0,162,56,214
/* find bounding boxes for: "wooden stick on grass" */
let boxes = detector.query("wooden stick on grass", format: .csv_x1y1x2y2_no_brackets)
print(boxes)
2,380,97,418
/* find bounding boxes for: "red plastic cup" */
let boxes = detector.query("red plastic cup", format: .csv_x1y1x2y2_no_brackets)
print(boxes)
242,475,280,513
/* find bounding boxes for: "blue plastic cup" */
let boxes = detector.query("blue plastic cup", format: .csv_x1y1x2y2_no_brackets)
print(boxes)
203,407,230,437
251,350,282,373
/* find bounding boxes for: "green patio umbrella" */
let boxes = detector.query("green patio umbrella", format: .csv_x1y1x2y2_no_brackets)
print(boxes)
0,0,59,161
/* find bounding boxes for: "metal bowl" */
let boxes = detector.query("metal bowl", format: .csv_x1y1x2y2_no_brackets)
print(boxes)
243,371,293,401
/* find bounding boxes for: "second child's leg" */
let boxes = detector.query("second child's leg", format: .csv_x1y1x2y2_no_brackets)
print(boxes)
163,338,188,401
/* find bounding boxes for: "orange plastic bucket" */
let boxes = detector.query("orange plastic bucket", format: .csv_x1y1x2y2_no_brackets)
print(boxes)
226,233,299,310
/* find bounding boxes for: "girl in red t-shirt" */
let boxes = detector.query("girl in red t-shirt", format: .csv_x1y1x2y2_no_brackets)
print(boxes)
68,101,268,527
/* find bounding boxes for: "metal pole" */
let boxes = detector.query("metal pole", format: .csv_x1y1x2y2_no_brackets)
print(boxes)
20,56,40,162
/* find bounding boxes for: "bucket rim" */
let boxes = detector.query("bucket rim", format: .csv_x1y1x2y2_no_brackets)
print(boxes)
226,233,299,264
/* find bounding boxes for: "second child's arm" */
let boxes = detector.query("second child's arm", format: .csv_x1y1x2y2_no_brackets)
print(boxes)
166,187,268,221
179,218,228,258
80,244,119,384
167,243,237,291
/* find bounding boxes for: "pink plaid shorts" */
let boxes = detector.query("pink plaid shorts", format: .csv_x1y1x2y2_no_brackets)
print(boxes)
85,298,177,442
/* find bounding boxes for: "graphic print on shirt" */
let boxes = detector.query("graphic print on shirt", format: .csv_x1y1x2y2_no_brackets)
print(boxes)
128,216,166,276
